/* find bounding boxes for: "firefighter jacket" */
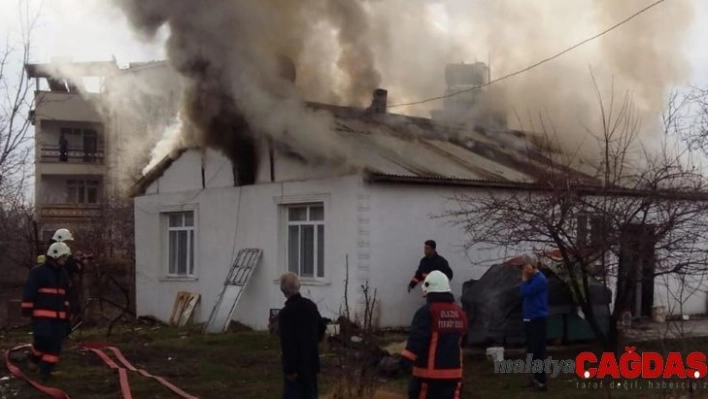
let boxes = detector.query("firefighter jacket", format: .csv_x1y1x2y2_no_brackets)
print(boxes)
401,292,468,380
21,260,72,321
409,253,453,290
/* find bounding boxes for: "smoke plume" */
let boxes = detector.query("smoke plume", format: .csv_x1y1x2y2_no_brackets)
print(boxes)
99,0,694,179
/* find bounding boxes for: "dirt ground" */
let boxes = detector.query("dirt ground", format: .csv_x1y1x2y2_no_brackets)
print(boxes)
1,322,708,398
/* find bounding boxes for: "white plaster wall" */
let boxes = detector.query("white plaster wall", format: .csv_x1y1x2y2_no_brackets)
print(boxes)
204,148,234,188
365,184,509,328
149,151,203,194
135,150,363,330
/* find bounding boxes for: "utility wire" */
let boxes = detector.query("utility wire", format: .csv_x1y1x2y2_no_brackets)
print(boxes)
388,0,668,109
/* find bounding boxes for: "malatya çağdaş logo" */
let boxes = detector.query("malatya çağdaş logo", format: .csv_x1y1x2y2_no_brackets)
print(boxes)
576,347,707,379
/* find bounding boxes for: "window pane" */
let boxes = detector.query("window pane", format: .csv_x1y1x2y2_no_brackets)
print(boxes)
169,231,177,274
184,212,194,227
169,214,183,227
301,225,314,277
317,225,324,277
78,187,85,203
288,207,307,222
288,226,299,274
310,205,324,221
87,188,98,204
189,230,195,275
178,230,188,275
67,187,77,203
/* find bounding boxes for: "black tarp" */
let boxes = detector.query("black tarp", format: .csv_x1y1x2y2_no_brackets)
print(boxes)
461,264,611,346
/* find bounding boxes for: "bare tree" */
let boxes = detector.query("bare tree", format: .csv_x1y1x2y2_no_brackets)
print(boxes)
445,80,708,353
0,1,41,284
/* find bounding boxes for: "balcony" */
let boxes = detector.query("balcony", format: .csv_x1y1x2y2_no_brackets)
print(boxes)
37,146,105,176
38,204,102,222
39,146,104,164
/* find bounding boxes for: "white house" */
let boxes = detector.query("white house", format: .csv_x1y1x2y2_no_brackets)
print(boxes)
131,101,708,331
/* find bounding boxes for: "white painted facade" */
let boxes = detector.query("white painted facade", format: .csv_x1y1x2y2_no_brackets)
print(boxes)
134,148,708,331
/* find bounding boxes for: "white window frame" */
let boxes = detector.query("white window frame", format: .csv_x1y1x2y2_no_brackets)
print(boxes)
160,205,198,280
274,194,330,285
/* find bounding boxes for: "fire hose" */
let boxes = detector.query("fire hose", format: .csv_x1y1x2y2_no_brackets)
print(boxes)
5,343,200,399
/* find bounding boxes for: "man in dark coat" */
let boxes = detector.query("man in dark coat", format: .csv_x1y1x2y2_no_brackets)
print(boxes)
408,240,453,293
22,242,73,382
278,272,327,399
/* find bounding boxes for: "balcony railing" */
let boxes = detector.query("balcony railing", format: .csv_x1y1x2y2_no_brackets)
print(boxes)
39,146,104,164
39,204,102,220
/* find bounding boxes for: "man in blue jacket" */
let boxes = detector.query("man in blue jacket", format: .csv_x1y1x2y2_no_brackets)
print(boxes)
519,254,549,392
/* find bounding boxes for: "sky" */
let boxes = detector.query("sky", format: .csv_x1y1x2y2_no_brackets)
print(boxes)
1,0,706,91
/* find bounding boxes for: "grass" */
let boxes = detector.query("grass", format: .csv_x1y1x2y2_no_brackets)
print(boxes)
1,323,708,398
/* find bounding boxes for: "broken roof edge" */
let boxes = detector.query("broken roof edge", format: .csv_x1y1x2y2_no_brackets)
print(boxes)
365,172,708,201
25,60,120,79
129,148,189,198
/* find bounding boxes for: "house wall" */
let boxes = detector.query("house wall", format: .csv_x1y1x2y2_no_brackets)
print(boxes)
135,149,362,330
135,148,708,331
365,184,510,327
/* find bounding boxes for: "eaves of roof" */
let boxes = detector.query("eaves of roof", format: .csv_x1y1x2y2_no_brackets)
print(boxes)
364,172,708,201
129,148,188,198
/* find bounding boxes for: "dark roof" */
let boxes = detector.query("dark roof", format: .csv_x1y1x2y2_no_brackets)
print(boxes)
130,103,603,197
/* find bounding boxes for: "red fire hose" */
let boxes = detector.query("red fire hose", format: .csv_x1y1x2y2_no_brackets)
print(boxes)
4,344,71,399
4,343,200,399
78,342,200,399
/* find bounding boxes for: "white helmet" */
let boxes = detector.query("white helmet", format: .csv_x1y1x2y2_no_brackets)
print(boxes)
422,270,451,296
52,228,73,243
47,242,71,259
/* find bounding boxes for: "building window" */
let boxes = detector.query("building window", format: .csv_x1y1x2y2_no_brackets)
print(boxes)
166,211,195,277
286,204,325,278
66,179,100,204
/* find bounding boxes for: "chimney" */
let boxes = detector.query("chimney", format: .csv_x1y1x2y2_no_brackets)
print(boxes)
369,88,387,114
277,55,296,83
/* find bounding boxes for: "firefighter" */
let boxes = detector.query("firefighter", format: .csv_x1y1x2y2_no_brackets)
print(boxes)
408,240,453,293
21,242,73,382
400,270,468,399
48,228,84,324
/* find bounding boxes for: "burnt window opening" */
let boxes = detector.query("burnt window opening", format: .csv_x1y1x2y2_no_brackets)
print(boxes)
269,138,275,182
231,135,258,187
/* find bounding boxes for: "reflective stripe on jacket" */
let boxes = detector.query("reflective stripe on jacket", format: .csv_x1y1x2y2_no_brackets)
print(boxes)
21,261,72,320
401,292,468,380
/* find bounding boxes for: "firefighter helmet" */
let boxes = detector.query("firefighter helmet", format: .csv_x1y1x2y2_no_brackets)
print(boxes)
47,242,71,259
52,228,74,242
422,270,451,296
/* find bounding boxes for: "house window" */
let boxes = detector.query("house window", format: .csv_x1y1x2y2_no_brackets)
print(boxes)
286,204,325,278
166,211,195,277
66,180,100,204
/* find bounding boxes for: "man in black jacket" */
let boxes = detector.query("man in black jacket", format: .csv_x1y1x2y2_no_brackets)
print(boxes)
408,240,453,293
278,272,327,399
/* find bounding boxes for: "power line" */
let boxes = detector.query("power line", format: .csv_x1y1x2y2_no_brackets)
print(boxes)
388,0,668,109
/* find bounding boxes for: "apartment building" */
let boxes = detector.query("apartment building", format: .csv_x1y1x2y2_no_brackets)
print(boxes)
26,59,180,245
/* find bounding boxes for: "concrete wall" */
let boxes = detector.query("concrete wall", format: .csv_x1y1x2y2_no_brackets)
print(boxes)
34,91,102,123
135,149,362,330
